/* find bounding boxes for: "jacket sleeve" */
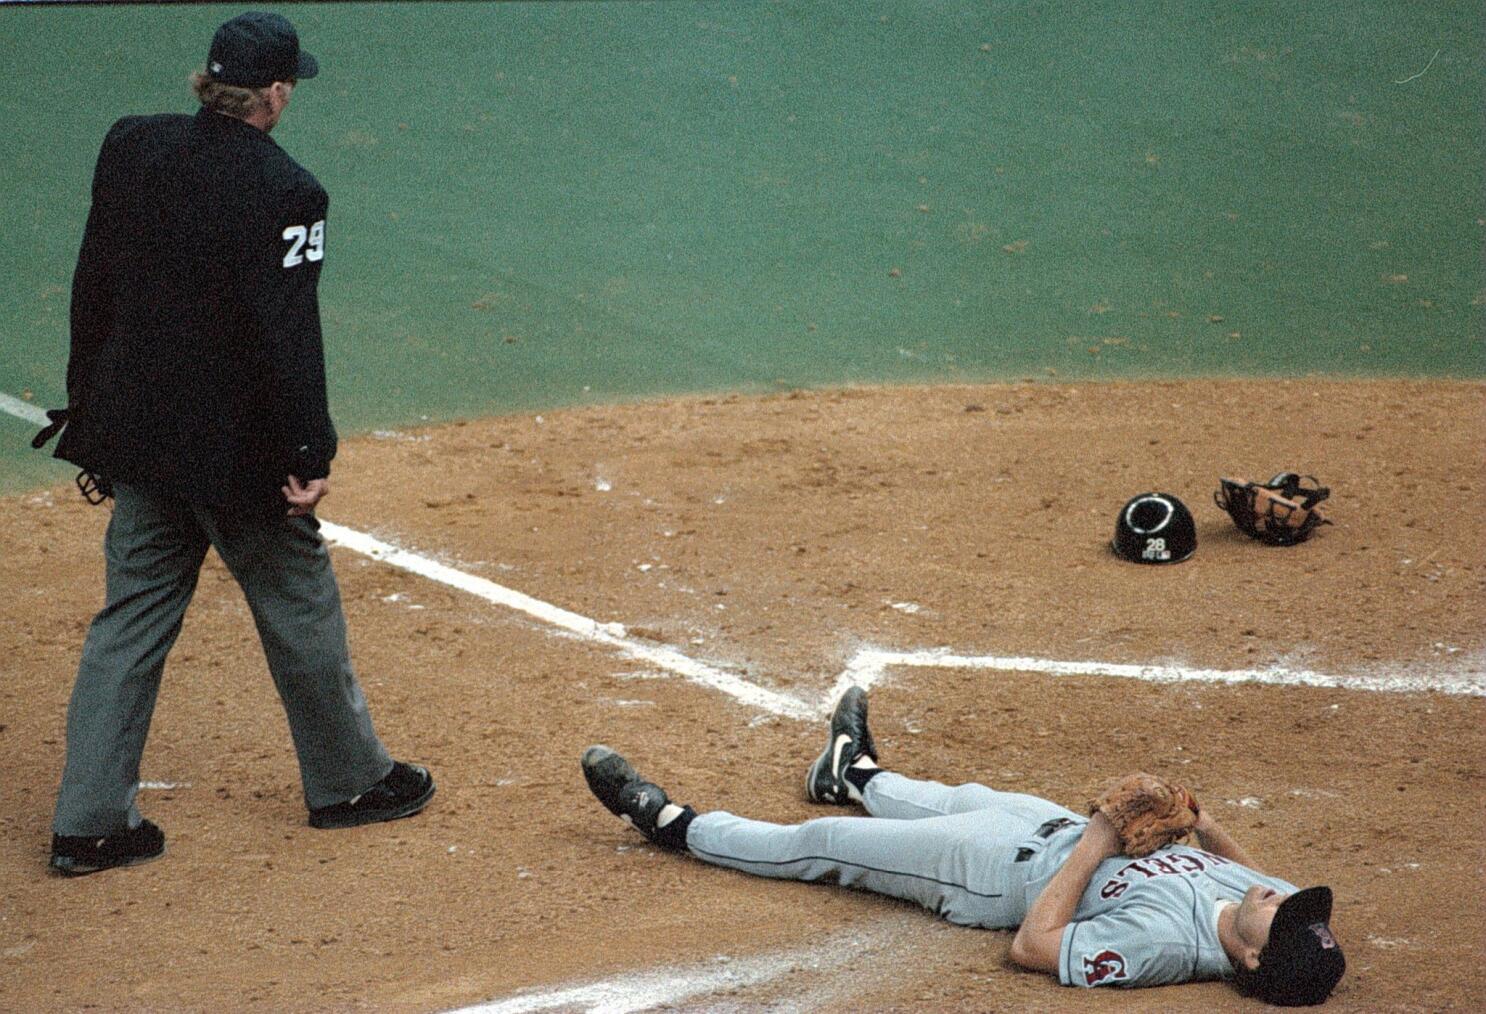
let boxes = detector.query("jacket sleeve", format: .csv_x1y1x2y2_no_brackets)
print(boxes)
67,120,128,405
248,179,337,481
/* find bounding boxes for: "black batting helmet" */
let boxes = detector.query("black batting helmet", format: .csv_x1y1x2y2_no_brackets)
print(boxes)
1111,492,1196,564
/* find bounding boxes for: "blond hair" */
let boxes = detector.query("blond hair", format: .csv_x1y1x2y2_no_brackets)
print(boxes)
189,69,271,119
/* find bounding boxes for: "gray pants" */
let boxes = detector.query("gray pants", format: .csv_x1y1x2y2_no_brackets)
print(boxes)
53,482,392,835
685,772,1083,929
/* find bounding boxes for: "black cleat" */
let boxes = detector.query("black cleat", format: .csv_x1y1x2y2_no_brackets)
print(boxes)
806,686,878,804
309,761,435,829
50,819,166,876
581,745,675,843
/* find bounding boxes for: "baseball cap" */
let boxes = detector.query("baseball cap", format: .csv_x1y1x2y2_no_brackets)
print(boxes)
1245,887,1346,1005
206,12,318,88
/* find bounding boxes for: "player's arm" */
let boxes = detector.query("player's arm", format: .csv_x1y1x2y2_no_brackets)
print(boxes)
1009,812,1122,974
1192,810,1259,869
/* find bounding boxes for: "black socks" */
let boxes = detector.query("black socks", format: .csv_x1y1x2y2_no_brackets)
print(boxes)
653,804,697,851
845,765,883,796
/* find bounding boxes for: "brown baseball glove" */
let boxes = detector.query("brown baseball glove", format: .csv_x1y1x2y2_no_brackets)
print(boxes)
1088,772,1199,857
1215,472,1331,546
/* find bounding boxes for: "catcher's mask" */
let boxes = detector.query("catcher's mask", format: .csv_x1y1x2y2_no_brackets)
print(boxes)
1111,492,1195,564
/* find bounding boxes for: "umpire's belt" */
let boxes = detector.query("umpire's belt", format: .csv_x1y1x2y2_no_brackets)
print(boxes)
1013,818,1076,863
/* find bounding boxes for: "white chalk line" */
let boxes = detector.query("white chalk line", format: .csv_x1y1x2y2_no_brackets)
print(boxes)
0,391,52,427
448,925,895,1014
320,522,817,720
831,648,1486,703
452,946,800,1014
6,390,1481,705
325,522,1486,704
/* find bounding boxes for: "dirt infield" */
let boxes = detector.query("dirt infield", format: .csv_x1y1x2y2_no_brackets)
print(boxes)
2,378,1482,1012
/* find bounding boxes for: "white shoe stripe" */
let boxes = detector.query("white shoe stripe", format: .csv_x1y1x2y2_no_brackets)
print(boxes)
830,733,852,781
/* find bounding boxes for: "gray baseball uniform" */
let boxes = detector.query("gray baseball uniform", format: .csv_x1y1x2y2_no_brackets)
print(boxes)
685,771,1298,990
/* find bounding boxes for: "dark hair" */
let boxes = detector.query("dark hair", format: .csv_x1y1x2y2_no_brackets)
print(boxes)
1230,961,1264,998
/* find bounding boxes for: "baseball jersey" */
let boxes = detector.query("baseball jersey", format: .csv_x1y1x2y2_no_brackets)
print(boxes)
1029,832,1299,989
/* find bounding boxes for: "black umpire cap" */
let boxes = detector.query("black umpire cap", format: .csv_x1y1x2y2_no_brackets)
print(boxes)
207,11,319,88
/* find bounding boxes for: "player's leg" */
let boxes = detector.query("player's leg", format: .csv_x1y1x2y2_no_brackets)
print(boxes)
860,771,1080,824
196,508,406,814
582,745,697,850
806,687,1079,824
687,808,1033,928
52,483,209,840
805,686,880,805
584,744,1035,929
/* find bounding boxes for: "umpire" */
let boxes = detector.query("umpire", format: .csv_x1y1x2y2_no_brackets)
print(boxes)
41,12,434,875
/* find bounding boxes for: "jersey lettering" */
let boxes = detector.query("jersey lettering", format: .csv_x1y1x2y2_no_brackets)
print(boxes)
1098,848,1230,898
281,219,326,268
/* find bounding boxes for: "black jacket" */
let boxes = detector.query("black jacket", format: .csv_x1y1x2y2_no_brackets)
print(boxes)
57,108,337,513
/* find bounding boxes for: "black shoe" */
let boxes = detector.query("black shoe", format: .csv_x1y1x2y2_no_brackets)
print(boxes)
806,685,878,804
50,819,166,876
581,745,680,845
309,761,435,829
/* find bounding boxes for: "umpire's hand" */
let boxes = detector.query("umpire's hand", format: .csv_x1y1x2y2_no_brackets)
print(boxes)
282,474,330,516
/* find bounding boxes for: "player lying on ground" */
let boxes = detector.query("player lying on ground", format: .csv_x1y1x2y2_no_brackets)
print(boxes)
582,688,1345,1005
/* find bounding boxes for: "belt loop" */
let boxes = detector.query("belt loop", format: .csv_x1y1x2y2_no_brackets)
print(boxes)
1036,817,1074,839
1015,818,1076,862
